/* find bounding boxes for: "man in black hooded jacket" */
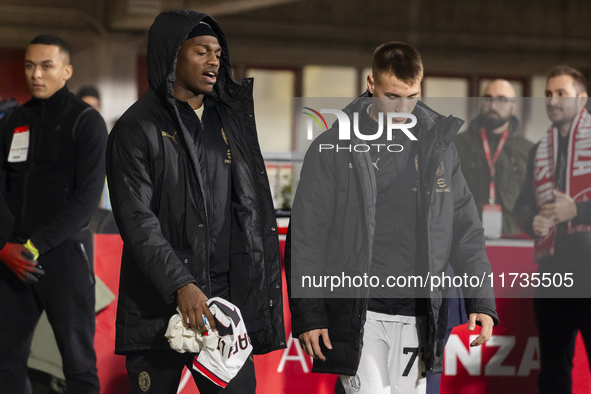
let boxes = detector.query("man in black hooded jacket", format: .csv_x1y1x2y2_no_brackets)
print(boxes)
107,10,285,393
287,42,497,393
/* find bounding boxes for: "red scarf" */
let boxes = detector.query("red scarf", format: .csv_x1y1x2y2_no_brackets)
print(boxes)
533,108,591,262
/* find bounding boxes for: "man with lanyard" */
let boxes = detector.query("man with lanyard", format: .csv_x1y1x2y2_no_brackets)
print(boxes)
515,66,591,393
455,80,533,238
288,41,497,394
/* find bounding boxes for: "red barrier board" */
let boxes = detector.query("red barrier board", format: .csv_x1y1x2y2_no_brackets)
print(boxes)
93,235,337,394
94,235,590,393
441,242,591,393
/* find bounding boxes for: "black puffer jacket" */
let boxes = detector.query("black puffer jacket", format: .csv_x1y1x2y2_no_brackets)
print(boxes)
286,95,498,375
107,10,285,355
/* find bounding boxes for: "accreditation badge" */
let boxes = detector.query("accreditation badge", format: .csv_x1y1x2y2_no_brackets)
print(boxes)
482,204,502,239
8,125,30,163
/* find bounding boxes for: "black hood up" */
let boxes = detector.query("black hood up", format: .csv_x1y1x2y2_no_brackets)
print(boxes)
107,9,286,356
147,10,234,103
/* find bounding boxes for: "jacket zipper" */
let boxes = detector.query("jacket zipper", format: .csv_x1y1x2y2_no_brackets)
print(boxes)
200,113,213,295
79,242,95,285
169,102,214,295
21,101,45,230
185,107,212,294
198,116,214,265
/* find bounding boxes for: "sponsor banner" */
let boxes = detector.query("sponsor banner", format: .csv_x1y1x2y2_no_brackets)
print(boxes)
93,235,590,393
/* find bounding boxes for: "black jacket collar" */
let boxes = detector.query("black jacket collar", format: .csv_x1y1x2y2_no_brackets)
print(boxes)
27,84,70,113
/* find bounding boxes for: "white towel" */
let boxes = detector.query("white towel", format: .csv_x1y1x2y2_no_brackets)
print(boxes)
165,297,253,388
164,307,218,353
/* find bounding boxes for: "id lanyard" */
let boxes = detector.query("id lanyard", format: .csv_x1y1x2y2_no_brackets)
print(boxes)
481,127,509,205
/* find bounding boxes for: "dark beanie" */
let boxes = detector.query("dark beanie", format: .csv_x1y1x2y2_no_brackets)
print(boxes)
186,21,218,41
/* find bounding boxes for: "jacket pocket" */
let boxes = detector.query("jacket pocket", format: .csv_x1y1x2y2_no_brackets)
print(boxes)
173,247,192,266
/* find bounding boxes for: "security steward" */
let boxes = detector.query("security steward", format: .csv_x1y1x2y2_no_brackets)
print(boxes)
0,34,107,393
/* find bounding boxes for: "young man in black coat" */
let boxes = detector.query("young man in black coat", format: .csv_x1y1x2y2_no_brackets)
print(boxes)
288,42,497,393
107,10,285,393
0,34,107,393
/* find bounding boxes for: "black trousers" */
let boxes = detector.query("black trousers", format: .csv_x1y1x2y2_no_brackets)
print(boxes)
534,298,591,394
125,349,256,394
0,234,99,394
